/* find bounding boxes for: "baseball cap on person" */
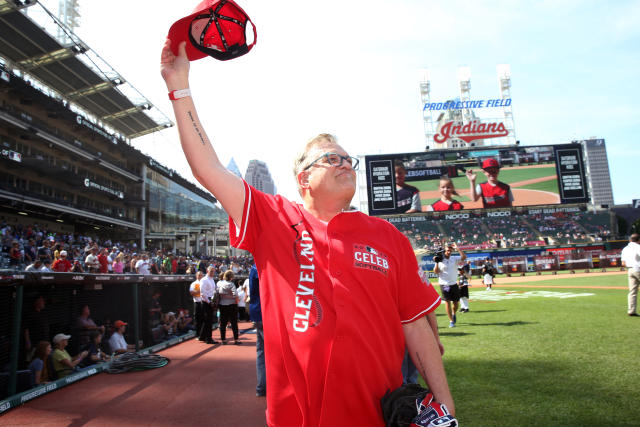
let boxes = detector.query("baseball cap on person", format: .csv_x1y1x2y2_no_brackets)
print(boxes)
53,333,71,344
114,320,128,328
168,0,256,61
60,250,67,256
481,158,500,170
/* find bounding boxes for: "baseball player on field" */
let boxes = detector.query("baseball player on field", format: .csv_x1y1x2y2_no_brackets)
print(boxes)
161,40,455,426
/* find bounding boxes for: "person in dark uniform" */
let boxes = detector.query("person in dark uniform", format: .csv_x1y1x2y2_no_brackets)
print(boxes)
394,160,422,213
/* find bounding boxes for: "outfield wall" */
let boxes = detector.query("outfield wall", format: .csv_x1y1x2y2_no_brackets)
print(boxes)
416,246,622,279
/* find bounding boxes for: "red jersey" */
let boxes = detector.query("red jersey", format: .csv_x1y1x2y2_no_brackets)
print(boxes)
479,181,512,208
52,258,72,272
431,199,464,211
97,254,109,273
230,181,440,427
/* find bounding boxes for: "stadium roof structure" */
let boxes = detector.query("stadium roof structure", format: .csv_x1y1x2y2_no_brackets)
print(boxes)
0,0,173,139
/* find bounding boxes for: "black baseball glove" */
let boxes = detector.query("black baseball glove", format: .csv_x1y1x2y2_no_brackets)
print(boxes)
380,384,458,427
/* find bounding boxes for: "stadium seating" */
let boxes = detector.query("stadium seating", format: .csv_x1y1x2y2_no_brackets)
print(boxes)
391,210,612,251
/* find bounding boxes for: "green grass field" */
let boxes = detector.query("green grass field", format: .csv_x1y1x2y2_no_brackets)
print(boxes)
412,165,559,205
427,274,639,426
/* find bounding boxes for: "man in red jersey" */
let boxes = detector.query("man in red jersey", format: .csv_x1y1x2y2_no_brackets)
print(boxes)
466,158,513,208
161,39,454,427
52,250,72,272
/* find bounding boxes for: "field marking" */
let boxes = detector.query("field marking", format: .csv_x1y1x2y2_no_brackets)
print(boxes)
481,284,626,290
467,289,596,301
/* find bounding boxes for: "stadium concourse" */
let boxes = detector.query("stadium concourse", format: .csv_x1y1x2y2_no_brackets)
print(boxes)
0,324,267,426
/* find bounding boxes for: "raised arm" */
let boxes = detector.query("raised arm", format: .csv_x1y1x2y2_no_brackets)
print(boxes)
160,39,245,226
466,169,480,202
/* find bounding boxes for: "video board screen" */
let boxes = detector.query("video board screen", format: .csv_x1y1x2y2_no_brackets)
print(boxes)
364,144,589,216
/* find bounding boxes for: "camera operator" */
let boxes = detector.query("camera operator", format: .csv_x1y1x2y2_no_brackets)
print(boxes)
433,243,467,328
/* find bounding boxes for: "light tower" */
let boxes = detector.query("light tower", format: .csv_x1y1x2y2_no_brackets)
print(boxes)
57,0,81,42
497,64,516,145
419,69,435,149
457,66,473,125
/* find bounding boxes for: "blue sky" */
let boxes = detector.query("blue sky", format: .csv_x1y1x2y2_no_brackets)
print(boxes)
41,0,640,205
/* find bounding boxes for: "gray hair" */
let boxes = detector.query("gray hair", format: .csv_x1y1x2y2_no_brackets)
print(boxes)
293,133,340,195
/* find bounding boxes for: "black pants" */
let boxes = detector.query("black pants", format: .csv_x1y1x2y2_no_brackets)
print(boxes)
219,304,239,341
200,302,213,341
194,301,203,337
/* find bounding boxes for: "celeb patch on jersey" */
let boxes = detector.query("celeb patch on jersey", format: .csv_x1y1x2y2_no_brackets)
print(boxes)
353,244,390,276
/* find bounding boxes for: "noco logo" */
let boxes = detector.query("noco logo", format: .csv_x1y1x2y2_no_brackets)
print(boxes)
445,213,469,219
486,211,511,217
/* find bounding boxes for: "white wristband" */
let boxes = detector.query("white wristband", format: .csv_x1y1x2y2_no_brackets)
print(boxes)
168,89,191,100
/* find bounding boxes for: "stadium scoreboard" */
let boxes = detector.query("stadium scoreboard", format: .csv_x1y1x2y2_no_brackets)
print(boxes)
364,144,589,216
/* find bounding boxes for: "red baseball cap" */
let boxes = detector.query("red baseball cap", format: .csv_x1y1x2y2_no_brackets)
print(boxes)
168,0,256,61
481,158,500,170
114,320,128,328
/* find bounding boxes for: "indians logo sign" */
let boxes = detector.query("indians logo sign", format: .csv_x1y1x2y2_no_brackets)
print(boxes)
434,120,508,144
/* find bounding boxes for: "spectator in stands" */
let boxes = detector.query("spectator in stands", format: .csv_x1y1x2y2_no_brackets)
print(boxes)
37,239,53,265
52,242,62,261
71,259,84,273
426,176,464,211
621,233,640,317
28,340,52,386
81,331,109,366
24,239,36,263
98,248,109,274
75,304,105,348
23,294,49,362
51,333,88,378
107,247,118,273
466,158,513,208
108,320,130,354
84,247,100,273
112,253,125,273
176,256,188,274
52,250,72,272
394,160,422,213
161,312,179,339
135,253,151,274
9,241,21,268
162,253,174,274
128,254,138,273
152,250,164,274
218,270,240,345
25,259,46,272
143,291,161,337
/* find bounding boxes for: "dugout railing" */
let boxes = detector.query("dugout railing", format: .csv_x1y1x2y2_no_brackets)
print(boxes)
0,271,205,408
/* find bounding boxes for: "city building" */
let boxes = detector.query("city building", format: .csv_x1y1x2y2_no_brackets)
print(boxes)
245,159,275,195
226,157,243,178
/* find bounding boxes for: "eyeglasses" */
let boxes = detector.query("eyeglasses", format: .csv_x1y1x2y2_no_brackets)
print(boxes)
303,152,359,171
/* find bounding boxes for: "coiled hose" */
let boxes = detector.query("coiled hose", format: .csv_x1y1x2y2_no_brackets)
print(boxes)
105,352,170,374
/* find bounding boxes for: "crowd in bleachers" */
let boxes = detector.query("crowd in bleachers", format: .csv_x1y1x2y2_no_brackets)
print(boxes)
0,220,253,276
394,211,612,251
